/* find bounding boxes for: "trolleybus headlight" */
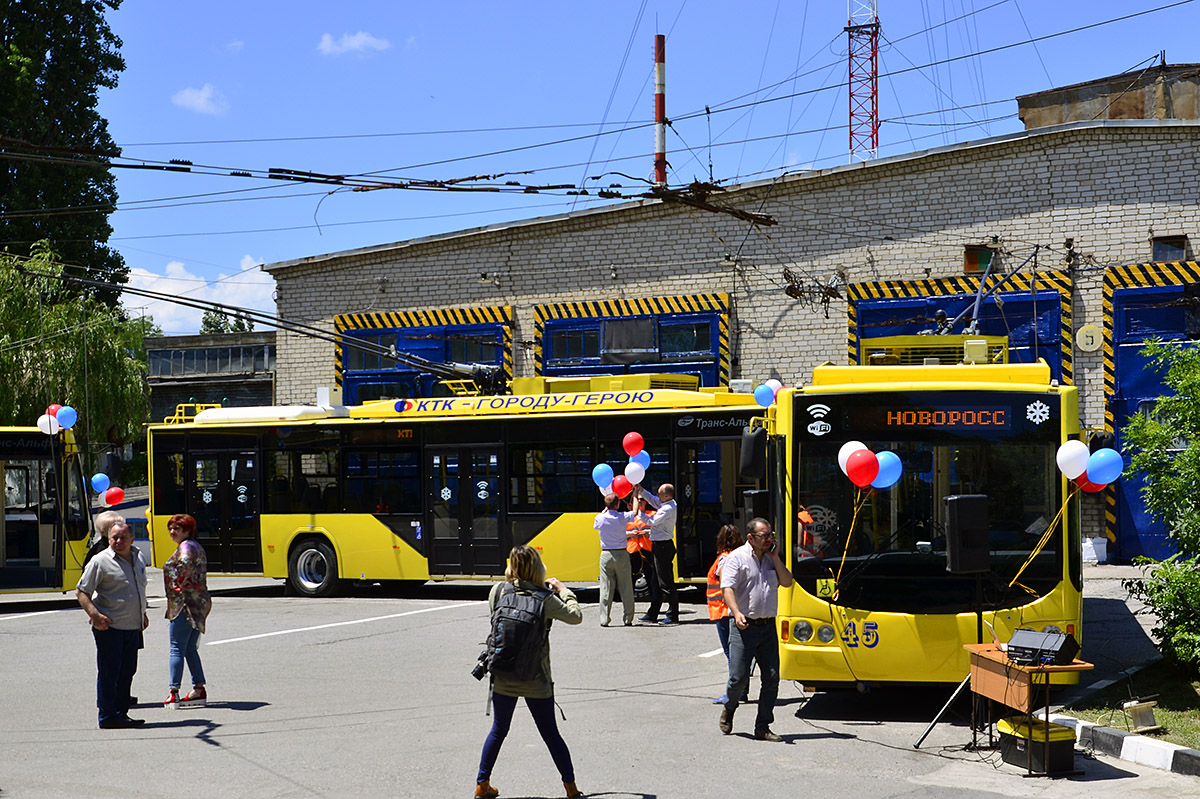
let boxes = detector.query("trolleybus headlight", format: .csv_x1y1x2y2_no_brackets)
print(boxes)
816,624,836,643
1041,624,1063,635
791,621,814,642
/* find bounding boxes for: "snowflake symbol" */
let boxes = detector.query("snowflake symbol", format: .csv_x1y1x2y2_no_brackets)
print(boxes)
1026,400,1051,425
440,487,452,501
201,490,213,504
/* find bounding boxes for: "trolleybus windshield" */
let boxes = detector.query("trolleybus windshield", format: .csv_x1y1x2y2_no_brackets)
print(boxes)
792,390,1070,614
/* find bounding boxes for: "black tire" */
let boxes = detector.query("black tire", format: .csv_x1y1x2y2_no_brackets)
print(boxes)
287,538,341,598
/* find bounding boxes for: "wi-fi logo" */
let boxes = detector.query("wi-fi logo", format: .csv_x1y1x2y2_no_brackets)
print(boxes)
807,403,832,419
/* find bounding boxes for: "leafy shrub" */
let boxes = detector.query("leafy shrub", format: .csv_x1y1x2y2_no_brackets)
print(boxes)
1124,555,1200,678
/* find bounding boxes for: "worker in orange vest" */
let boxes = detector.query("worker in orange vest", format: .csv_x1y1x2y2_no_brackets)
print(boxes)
626,509,653,601
708,523,747,704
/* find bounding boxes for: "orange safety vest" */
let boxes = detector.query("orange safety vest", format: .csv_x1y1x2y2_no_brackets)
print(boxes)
626,511,653,554
706,551,731,620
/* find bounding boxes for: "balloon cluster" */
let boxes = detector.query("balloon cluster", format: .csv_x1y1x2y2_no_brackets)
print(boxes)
39,404,125,505
754,378,786,408
1056,440,1122,493
837,441,903,489
37,403,78,436
90,472,125,506
591,431,650,498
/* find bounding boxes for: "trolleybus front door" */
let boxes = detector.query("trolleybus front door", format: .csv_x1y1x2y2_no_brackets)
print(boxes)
189,451,262,573
428,447,501,576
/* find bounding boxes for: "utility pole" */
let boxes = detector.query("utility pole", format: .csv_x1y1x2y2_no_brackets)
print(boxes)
846,0,880,162
654,34,667,186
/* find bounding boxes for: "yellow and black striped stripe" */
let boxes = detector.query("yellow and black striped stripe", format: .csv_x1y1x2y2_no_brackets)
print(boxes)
1101,261,1200,543
333,306,514,386
532,293,731,384
846,271,1073,383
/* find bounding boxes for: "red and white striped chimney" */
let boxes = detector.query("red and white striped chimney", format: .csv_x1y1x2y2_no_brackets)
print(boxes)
654,34,667,186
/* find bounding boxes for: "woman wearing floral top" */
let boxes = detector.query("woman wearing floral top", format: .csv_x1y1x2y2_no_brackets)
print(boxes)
163,514,212,705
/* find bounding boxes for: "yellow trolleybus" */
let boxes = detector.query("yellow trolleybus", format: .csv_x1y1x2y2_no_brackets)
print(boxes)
0,428,93,593
145,377,762,596
762,359,1083,687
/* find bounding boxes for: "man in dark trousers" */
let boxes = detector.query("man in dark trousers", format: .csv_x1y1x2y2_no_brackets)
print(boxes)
718,517,793,742
76,522,149,729
637,483,680,624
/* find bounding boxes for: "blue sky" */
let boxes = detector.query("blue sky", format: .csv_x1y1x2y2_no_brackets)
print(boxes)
98,0,1200,333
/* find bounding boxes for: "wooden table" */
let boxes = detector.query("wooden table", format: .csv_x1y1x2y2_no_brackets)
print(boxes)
963,643,1093,775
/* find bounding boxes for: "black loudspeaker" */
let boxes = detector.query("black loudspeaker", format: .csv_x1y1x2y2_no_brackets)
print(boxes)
743,489,770,526
945,494,989,574
1007,629,1080,666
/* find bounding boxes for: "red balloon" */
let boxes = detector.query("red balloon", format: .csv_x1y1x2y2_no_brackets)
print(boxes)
846,449,880,487
104,486,125,506
46,404,62,417
1076,473,1105,493
622,431,644,457
611,475,633,498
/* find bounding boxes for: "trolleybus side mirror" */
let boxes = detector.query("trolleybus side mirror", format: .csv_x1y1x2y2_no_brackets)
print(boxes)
739,426,767,480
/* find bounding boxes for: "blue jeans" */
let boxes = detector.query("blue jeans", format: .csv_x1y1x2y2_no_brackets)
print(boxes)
168,613,205,691
477,692,574,784
724,620,780,731
715,616,731,659
93,627,142,724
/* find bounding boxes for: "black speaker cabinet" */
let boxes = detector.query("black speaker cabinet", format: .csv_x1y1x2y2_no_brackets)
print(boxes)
945,494,989,573
1007,629,1080,666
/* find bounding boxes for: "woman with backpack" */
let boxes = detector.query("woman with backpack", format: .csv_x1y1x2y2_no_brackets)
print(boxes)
475,545,584,799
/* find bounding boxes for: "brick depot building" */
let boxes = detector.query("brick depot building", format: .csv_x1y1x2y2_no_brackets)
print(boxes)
265,72,1200,562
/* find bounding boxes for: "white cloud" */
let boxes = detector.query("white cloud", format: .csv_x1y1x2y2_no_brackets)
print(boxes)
123,256,276,335
226,40,245,52
171,83,229,115
317,31,390,56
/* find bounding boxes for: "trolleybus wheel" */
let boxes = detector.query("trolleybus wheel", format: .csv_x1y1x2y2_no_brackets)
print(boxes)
288,538,341,597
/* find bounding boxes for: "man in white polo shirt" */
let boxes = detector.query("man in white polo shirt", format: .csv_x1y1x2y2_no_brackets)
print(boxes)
76,522,150,729
593,492,638,627
718,517,793,742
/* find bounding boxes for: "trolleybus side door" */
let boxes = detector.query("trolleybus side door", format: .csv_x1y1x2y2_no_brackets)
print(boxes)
189,450,262,572
428,447,502,575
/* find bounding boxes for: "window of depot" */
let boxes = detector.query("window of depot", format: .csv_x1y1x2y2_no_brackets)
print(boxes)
1152,235,1189,262
963,246,993,275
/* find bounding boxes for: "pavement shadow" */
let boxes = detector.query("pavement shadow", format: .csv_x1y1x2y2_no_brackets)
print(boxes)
794,683,971,726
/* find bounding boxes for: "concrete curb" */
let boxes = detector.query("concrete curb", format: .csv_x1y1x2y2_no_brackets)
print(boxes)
1049,713,1200,777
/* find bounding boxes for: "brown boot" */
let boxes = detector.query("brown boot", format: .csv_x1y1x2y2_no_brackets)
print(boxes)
474,779,498,798
564,781,584,798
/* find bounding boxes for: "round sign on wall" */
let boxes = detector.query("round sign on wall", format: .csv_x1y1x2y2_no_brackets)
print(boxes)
1076,323,1103,352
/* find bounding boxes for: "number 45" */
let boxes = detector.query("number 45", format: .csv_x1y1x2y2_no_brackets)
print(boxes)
841,621,879,648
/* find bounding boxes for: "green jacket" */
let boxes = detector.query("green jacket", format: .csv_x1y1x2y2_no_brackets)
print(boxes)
488,579,583,699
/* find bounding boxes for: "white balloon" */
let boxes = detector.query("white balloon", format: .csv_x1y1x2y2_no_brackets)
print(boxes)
598,482,613,496
1056,440,1091,480
36,414,60,436
837,441,868,476
765,378,783,393
624,461,646,485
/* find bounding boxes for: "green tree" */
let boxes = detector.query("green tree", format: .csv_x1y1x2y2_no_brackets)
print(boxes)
0,248,152,447
0,0,127,304
200,308,255,334
1123,339,1200,675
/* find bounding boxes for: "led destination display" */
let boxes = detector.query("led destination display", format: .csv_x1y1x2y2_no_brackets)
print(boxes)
797,390,1059,440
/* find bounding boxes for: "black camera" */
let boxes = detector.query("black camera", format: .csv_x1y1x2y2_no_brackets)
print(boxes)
471,650,489,681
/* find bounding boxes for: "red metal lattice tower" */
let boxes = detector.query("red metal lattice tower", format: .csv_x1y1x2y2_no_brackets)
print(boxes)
846,1,880,162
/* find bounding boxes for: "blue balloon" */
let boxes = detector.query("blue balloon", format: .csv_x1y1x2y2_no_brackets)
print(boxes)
754,384,776,407
1087,448,1124,485
56,405,78,429
631,450,651,470
871,451,903,489
592,463,615,489
91,472,110,493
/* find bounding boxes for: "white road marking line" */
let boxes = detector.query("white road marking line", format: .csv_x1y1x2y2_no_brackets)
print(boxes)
0,609,70,621
698,647,726,658
205,602,481,645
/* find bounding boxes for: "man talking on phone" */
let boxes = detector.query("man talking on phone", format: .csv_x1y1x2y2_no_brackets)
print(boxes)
718,517,793,742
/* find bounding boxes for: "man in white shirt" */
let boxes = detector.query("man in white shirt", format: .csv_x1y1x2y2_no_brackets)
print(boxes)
718,517,793,742
593,493,638,627
637,484,679,624
76,522,150,729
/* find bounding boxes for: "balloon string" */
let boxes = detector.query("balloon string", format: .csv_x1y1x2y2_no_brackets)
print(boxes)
833,489,868,600
1008,484,1077,589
